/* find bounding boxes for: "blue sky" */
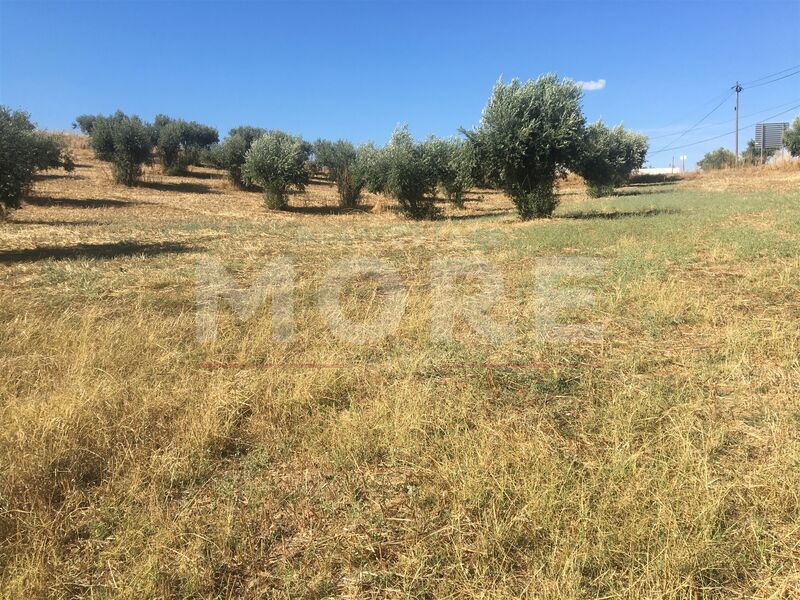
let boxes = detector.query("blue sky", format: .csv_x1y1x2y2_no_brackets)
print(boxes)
1,0,798,168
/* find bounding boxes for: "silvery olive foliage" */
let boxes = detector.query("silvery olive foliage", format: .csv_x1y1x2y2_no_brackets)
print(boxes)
697,147,736,171
210,126,268,188
155,118,219,175
242,130,310,209
576,121,648,197
379,125,439,219
313,139,366,208
65,73,654,218
87,112,154,186
1,106,74,213
422,136,475,208
783,116,800,157
466,75,586,218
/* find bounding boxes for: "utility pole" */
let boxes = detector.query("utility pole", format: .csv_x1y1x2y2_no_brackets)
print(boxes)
734,81,743,166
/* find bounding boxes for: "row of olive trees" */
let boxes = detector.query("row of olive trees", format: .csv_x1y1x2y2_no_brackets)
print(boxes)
202,75,648,219
75,112,218,184
1,106,74,214
205,125,476,218
63,75,650,219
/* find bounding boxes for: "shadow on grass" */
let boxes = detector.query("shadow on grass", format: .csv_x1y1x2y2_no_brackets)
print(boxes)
25,196,138,209
628,174,682,185
445,210,512,221
612,188,675,197
284,204,374,216
10,219,106,227
34,172,84,181
560,208,681,220
0,241,202,264
138,180,211,194
183,170,225,180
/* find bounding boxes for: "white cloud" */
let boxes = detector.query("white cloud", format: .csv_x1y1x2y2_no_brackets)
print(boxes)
576,79,606,91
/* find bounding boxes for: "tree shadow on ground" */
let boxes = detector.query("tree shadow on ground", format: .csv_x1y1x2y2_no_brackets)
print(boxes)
284,204,374,216
628,174,682,185
34,173,84,181
612,188,675,197
444,210,512,221
182,170,224,180
138,181,211,194
0,241,202,264
24,197,139,209
560,208,681,220
10,219,106,226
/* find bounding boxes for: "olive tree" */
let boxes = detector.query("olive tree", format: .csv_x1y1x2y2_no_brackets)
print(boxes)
356,142,389,195
242,130,310,209
784,116,800,157
73,114,102,135
577,122,648,197
157,119,219,174
380,125,439,219
313,139,366,208
697,147,736,171
311,139,336,176
88,112,154,186
212,126,267,187
423,136,475,208
1,107,74,213
466,75,585,218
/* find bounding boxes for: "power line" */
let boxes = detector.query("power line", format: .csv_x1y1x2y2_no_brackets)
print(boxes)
639,88,737,143
645,64,800,145
648,103,800,155
646,97,800,140
741,64,800,87
745,69,800,89
651,89,734,154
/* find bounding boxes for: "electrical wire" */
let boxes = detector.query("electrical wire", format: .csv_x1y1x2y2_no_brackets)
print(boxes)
648,103,800,155
637,88,736,142
645,97,800,140
645,65,800,145
744,69,800,89
651,89,735,153
741,64,800,87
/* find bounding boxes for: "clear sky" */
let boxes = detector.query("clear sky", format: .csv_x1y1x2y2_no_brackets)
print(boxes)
1,0,799,168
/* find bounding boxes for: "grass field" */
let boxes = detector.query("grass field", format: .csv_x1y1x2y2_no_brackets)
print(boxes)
1,139,799,598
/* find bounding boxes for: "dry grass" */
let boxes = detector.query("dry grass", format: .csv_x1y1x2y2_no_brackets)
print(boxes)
1,139,799,598
682,159,800,194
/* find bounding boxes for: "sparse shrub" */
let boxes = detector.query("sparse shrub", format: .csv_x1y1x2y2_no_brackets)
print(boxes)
697,147,736,171
242,130,310,209
1,107,73,213
577,121,648,197
213,126,267,188
380,125,439,219
783,116,800,157
88,112,154,186
156,119,219,174
423,136,475,208
466,75,585,218
313,139,367,208
741,138,776,166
